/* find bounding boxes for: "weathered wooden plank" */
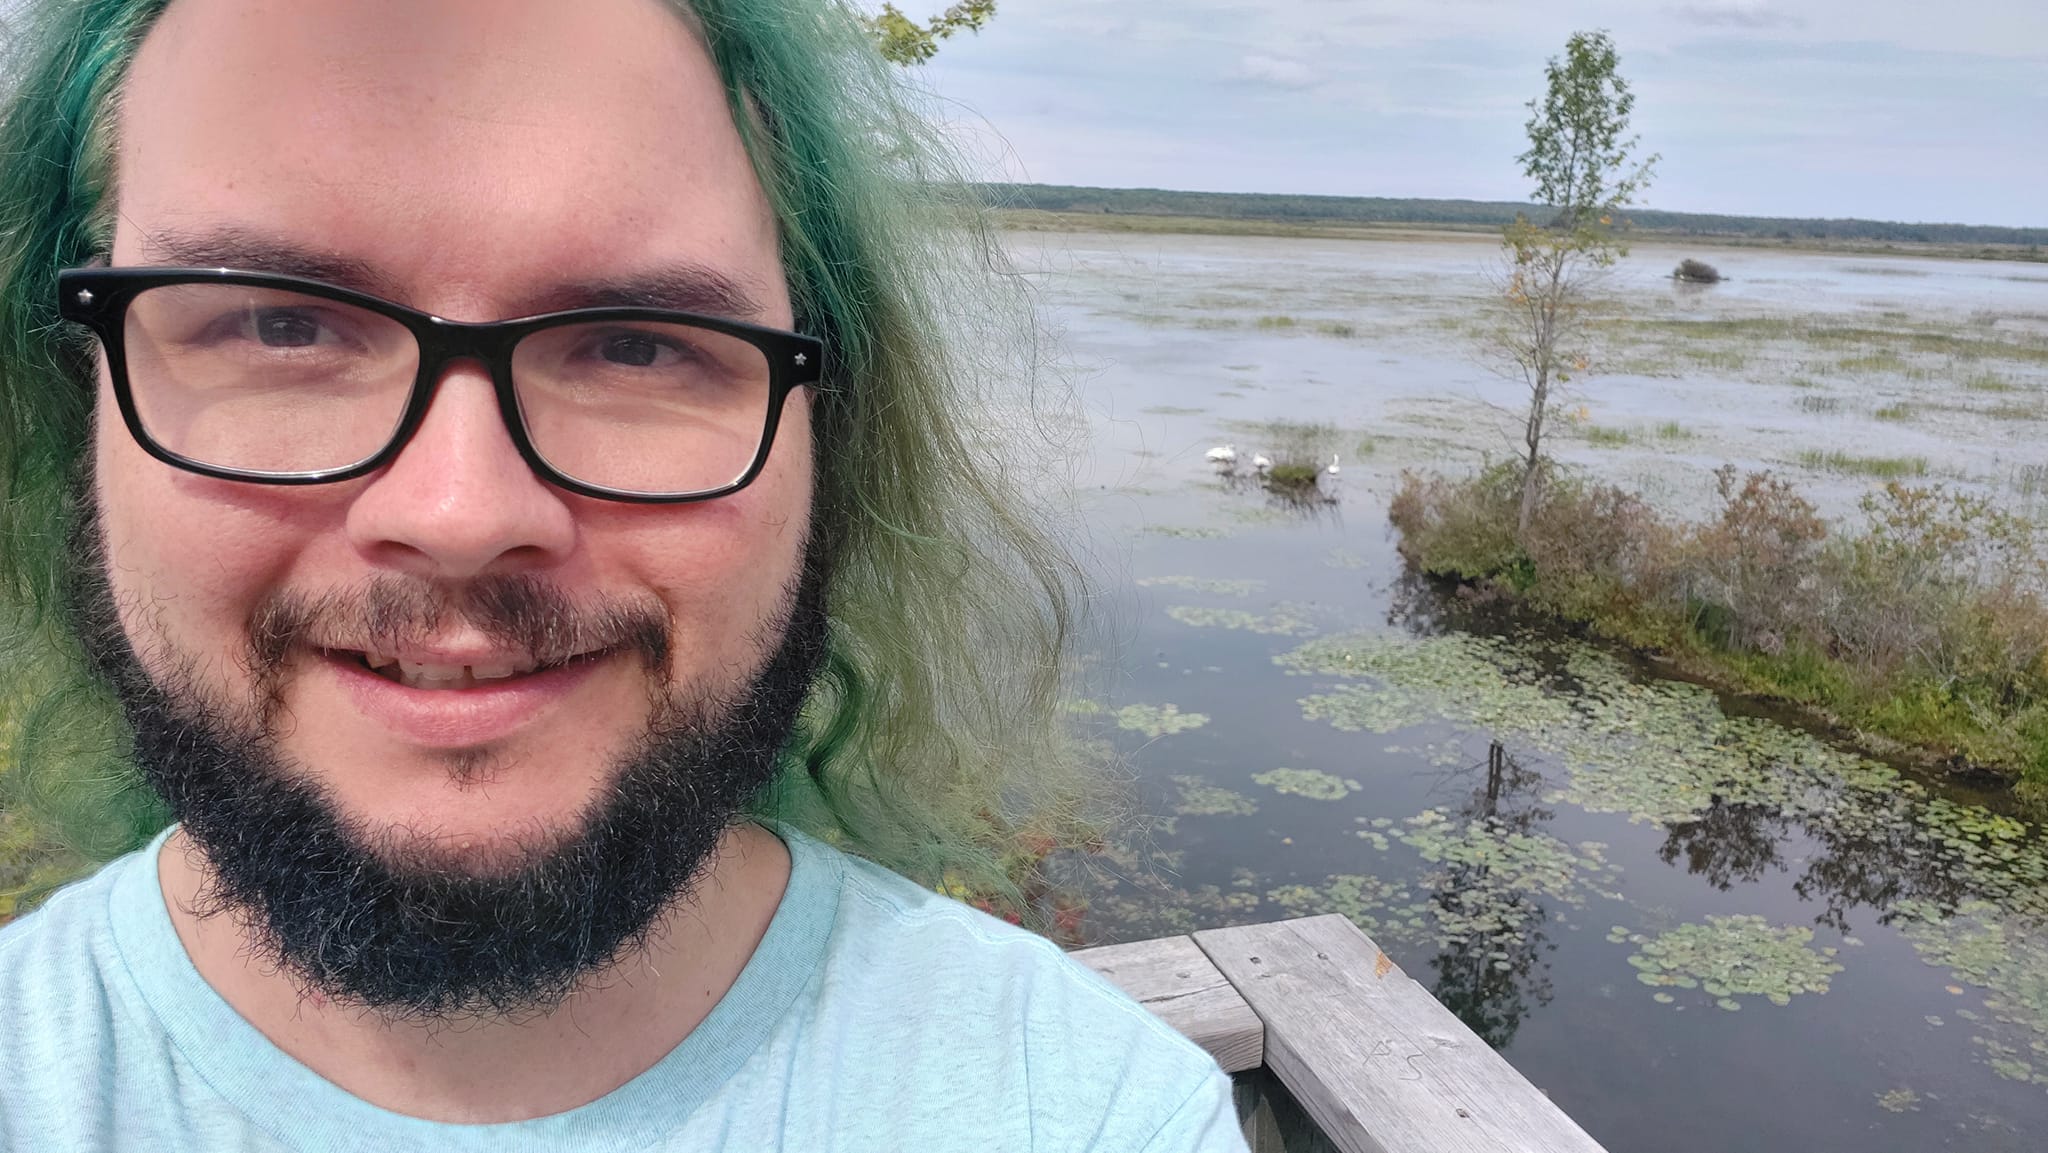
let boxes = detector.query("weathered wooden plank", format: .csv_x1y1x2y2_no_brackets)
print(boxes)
1194,915,1607,1153
1073,934,1265,1073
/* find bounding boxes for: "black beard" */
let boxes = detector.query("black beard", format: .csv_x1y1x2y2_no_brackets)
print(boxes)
69,503,829,1022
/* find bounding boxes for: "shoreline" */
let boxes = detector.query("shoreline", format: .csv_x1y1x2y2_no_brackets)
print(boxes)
993,209,2048,266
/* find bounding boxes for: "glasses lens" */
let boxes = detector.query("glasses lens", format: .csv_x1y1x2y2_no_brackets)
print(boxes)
511,319,774,496
123,283,419,474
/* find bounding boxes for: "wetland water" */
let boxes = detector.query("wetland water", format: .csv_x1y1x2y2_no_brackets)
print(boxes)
1028,230,2048,1151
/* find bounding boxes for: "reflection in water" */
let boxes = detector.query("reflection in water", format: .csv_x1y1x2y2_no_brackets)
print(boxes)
1659,800,1790,892
1425,743,1557,1049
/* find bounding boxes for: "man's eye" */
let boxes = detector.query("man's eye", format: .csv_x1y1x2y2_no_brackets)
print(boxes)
250,310,328,348
600,333,671,368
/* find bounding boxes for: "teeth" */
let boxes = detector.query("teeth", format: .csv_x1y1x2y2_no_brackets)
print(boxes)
376,656,543,690
400,661,468,688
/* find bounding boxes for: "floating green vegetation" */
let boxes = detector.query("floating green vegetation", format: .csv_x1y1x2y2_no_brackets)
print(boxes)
1315,321,1359,338
1167,604,1315,636
1277,631,1906,827
1142,524,1233,540
1114,703,1210,739
1379,809,1621,948
1265,874,1422,941
1794,449,1929,479
1584,426,1631,447
1254,315,1298,329
1625,915,1843,1010
1873,402,1913,422
1140,404,1207,416
1896,899,2048,1088
1654,421,1695,441
1252,767,1360,801
1875,1088,1922,1113
1964,371,2018,393
1169,775,1259,817
1136,575,1265,597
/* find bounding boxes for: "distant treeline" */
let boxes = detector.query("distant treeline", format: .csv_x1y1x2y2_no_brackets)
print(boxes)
979,183,2048,248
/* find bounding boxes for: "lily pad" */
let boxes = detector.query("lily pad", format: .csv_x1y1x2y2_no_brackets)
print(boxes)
1252,768,1361,801
1169,604,1315,636
1114,703,1210,739
1627,915,1843,1010
1169,775,1259,818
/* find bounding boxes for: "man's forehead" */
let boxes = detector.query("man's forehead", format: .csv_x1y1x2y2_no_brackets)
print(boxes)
114,0,788,323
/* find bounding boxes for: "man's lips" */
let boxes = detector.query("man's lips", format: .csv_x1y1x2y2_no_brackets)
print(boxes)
314,647,617,749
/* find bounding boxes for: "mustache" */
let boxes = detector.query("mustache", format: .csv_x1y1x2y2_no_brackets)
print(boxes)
246,574,672,677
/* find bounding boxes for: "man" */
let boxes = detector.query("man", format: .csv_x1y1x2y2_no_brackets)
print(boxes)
0,0,1248,1148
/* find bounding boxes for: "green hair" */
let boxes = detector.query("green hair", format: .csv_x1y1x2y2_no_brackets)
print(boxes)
0,0,1109,920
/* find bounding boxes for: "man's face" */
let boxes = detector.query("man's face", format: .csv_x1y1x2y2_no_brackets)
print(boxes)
98,0,811,868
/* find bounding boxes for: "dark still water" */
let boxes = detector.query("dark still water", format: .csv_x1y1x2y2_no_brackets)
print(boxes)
1028,231,2048,1151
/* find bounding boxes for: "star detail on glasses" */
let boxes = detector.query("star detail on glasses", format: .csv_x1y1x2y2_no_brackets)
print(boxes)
76,289,93,305
794,353,807,366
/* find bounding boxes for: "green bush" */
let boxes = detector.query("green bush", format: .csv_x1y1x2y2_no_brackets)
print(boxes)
1389,463,2048,795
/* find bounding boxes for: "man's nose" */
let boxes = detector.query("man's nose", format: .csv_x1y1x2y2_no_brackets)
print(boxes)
344,364,576,579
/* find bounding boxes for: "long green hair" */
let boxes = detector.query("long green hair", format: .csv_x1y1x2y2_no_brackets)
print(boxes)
0,0,1106,918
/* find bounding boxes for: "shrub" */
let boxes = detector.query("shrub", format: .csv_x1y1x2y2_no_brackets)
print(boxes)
1674,258,1722,284
1389,464,1525,581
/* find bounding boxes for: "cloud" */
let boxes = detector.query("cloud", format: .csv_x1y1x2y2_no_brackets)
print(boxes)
1670,0,1804,29
1233,53,1319,90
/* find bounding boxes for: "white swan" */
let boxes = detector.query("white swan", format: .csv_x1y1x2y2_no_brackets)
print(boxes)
1204,444,1238,464
1251,453,1273,472
1326,454,1341,476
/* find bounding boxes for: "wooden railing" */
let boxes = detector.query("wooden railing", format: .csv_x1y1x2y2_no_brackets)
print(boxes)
1074,915,1609,1153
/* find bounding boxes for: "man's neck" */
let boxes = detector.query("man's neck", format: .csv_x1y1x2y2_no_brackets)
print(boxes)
155,822,792,1123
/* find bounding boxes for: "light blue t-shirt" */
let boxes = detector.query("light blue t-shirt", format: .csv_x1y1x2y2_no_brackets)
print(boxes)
0,824,1247,1152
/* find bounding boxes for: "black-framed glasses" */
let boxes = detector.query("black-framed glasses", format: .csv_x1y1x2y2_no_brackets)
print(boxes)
57,267,824,503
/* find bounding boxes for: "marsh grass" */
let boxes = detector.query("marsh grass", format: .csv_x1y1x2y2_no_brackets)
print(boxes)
1798,395,1844,414
1986,403,2043,422
2011,464,2048,501
1254,315,1298,329
1655,421,1696,440
1315,320,1359,338
1874,402,1913,422
1585,426,1632,447
1796,450,1929,479
1840,351,1913,376
1965,371,2018,393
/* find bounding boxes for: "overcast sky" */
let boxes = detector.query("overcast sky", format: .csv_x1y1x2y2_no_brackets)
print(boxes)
907,0,2047,227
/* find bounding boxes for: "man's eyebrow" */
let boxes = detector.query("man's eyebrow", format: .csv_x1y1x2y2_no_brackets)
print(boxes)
527,267,769,323
136,228,769,323
138,228,404,299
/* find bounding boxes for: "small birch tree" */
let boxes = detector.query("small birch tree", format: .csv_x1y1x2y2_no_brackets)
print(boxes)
1502,30,1656,534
